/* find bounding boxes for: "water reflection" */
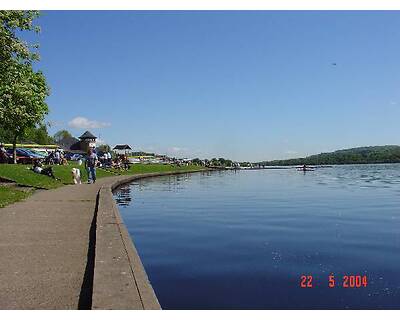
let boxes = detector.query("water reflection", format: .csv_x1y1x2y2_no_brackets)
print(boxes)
114,185,132,207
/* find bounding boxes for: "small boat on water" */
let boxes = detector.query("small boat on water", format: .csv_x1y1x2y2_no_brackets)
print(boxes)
296,165,315,172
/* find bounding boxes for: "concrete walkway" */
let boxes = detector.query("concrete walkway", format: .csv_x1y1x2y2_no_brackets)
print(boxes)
0,176,120,309
0,169,206,309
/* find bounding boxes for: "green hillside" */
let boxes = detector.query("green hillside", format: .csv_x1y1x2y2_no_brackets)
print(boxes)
259,145,400,166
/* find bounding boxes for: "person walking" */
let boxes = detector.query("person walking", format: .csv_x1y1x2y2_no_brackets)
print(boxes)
85,148,98,184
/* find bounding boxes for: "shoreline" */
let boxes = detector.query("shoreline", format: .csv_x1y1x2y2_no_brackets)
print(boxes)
0,167,211,309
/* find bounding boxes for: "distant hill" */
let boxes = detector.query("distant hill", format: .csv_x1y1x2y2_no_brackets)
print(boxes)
258,145,400,166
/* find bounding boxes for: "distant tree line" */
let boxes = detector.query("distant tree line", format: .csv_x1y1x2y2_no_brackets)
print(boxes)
192,158,235,167
257,146,400,166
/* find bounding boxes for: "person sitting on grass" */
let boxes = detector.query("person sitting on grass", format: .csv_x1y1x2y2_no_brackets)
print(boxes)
30,159,58,180
114,158,122,170
123,155,130,170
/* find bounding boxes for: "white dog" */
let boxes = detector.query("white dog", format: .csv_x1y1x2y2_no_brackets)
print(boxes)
71,168,82,184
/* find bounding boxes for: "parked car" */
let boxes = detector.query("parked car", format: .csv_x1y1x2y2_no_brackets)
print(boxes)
70,153,83,161
6,148,43,164
22,148,45,159
31,149,49,157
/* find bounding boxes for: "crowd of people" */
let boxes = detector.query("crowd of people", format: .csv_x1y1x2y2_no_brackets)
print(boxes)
1,142,133,184
84,149,131,184
44,149,68,165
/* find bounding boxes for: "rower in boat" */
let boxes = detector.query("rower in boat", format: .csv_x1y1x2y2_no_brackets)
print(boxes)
297,164,315,172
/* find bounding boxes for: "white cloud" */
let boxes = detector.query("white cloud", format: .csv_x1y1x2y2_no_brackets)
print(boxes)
68,116,111,129
285,150,298,155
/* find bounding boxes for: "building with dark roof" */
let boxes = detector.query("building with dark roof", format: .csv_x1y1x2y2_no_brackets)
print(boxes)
113,144,132,155
79,131,97,140
59,131,97,154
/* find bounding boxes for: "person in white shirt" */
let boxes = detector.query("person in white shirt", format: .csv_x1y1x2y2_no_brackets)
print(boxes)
54,150,61,165
106,151,112,166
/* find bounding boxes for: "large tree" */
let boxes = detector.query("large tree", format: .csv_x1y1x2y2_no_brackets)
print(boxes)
0,11,49,163
0,59,49,162
53,129,73,143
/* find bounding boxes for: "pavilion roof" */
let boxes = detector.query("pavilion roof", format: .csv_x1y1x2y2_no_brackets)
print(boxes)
79,131,97,139
113,144,132,150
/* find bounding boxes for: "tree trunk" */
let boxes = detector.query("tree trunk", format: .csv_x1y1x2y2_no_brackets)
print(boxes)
12,135,17,164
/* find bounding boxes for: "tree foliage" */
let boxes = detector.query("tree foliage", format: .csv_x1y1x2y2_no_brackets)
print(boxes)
53,129,73,143
209,157,234,167
0,10,41,63
24,123,54,145
97,144,111,153
0,10,49,162
0,61,49,154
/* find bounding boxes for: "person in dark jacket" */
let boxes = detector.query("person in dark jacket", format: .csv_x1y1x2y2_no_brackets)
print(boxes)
85,148,98,183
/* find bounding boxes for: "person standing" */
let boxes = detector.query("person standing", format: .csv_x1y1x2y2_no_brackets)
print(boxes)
102,152,108,167
54,149,61,165
0,143,9,163
106,151,112,167
85,148,98,183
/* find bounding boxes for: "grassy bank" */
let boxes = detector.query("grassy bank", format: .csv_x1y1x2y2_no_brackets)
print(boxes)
0,162,116,189
0,186,33,208
0,162,206,207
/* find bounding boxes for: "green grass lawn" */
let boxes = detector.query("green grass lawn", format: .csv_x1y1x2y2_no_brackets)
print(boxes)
52,161,117,184
0,162,206,207
0,162,116,189
0,186,33,208
0,164,63,189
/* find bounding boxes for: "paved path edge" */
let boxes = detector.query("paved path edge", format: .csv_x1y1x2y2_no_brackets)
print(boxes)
92,170,209,310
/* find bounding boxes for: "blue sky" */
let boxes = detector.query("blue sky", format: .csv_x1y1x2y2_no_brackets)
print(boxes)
30,11,400,161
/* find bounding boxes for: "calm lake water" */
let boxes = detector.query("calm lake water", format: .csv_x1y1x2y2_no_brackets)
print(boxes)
113,164,400,309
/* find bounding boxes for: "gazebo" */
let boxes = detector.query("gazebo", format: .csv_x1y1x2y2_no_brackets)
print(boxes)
113,144,132,155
